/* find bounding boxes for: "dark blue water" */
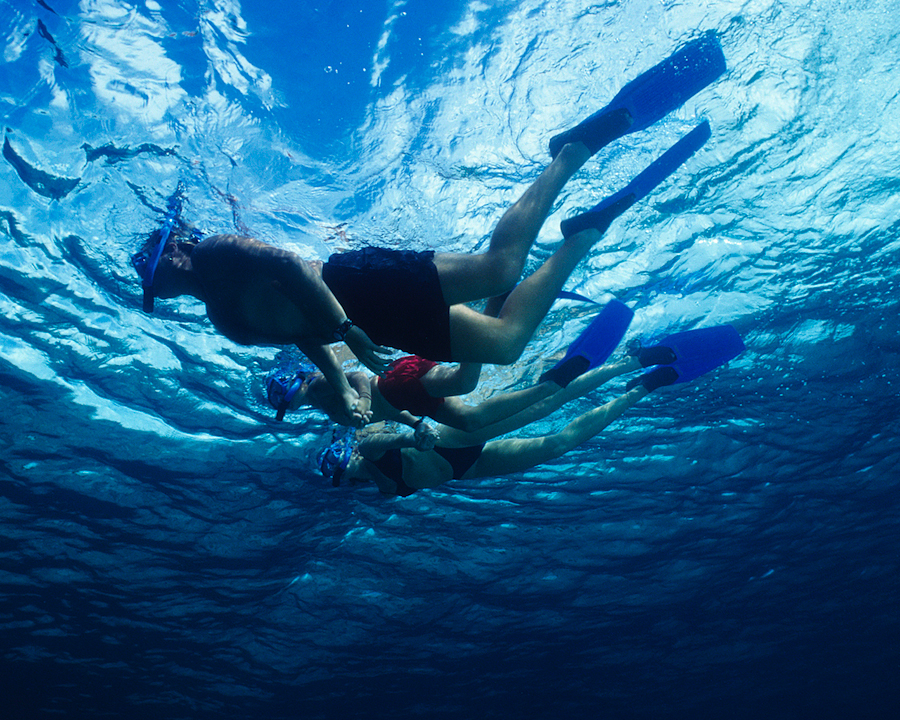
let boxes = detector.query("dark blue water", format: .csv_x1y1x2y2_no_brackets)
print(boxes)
2,1,899,718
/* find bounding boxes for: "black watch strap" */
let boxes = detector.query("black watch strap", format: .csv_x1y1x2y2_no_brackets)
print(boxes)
332,318,354,342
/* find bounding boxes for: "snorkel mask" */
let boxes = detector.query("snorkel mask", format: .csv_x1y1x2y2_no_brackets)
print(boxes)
317,438,353,487
131,183,185,313
265,365,309,421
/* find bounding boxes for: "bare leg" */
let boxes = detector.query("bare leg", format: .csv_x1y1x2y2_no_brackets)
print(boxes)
419,363,483,398
461,382,650,480
438,356,641,447
443,120,705,365
447,190,630,364
429,382,559,433
417,286,509,400
433,142,592,306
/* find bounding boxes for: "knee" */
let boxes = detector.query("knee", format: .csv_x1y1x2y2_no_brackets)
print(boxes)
455,414,478,433
489,334,528,366
480,254,523,295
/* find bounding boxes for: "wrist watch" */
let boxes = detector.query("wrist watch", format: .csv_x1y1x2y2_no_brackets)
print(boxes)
332,318,354,342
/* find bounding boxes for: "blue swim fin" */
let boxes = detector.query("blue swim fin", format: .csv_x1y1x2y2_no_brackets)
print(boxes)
628,324,745,390
667,324,746,383
549,31,727,158
540,299,634,387
560,120,711,238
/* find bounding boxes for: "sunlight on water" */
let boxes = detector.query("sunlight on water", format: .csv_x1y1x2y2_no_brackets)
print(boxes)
1,1,899,718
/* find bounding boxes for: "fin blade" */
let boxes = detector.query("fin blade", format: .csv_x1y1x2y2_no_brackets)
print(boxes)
608,31,727,135
542,299,634,386
561,299,635,367
561,121,711,238
627,120,711,204
660,324,745,384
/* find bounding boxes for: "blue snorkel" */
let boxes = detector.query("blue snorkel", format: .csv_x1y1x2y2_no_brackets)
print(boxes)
266,368,306,421
131,183,185,313
264,351,315,421
317,429,354,487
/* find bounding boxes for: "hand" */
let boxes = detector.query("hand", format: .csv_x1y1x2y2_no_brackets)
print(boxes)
343,325,393,376
351,406,373,427
340,389,373,428
352,403,374,427
354,391,374,428
413,421,439,452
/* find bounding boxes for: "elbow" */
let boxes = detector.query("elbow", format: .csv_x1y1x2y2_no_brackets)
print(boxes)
456,371,480,395
452,408,482,434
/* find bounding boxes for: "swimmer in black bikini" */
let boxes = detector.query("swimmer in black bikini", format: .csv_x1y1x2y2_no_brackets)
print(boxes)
319,356,678,497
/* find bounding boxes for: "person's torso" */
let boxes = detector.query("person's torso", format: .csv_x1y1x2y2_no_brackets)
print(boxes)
192,239,321,345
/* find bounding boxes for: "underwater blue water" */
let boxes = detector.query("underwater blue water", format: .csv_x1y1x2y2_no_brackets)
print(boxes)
2,0,899,718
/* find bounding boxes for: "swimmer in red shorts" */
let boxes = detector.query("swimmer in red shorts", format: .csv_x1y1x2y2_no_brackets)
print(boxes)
265,353,564,435
266,297,676,434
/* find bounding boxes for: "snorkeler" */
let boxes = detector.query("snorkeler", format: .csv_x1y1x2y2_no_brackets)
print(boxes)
265,299,637,431
132,34,726,426
265,354,546,431
317,321,745,496
265,352,581,436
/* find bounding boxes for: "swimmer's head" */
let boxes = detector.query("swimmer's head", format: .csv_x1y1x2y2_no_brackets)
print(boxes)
265,363,312,421
317,439,353,486
132,233,200,312
131,226,172,313
130,184,201,312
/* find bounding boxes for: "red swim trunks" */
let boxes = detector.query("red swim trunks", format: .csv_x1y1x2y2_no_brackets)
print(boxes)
377,355,445,417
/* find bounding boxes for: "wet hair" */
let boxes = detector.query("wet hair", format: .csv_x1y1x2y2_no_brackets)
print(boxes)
132,183,204,312
137,220,199,256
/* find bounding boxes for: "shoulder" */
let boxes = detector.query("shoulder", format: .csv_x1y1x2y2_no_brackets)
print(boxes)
195,233,264,254
193,234,298,266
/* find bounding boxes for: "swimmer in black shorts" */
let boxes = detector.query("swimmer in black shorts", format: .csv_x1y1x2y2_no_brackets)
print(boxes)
136,37,723,424
138,127,706,425
135,134,612,427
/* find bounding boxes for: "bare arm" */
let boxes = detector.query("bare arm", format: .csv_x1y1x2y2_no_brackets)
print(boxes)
196,235,392,374
254,240,347,338
368,381,438,449
298,341,367,426
343,326,393,376
262,244,393,374
358,429,417,461
194,235,343,334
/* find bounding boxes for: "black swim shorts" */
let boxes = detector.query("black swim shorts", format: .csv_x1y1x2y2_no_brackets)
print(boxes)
321,247,452,361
